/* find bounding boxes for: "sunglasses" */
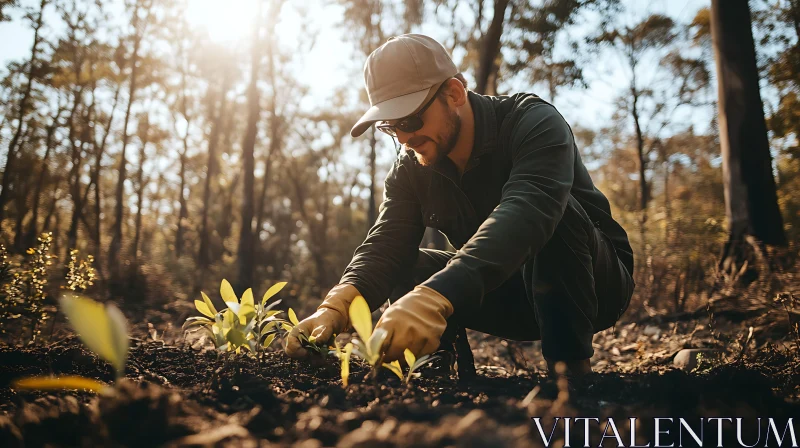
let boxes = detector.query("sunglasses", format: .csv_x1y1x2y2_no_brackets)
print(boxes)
376,82,446,137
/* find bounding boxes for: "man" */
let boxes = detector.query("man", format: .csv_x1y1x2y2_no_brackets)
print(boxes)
286,34,634,377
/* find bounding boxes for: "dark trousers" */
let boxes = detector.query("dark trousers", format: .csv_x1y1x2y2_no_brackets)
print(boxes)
388,196,634,361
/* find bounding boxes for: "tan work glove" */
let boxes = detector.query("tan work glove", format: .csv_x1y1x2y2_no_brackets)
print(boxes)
285,283,361,359
374,285,454,362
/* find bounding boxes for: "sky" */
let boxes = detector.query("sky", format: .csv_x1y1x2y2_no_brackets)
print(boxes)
0,0,712,178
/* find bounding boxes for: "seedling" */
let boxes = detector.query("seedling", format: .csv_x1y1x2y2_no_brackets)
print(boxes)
294,321,332,357
401,349,438,384
375,349,438,385
331,339,354,386
346,295,397,380
184,279,291,354
12,293,129,394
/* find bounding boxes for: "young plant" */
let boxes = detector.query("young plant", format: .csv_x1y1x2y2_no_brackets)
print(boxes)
346,295,397,379
65,249,96,292
184,279,291,354
377,350,438,385
286,310,333,357
401,349,438,385
331,339,354,386
12,293,129,393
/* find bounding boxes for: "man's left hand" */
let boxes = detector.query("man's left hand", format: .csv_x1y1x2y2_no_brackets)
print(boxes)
374,285,454,362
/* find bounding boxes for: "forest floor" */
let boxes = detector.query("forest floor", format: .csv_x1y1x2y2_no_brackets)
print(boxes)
1,287,799,447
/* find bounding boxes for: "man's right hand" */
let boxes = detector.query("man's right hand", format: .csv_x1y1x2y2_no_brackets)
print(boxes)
284,283,361,359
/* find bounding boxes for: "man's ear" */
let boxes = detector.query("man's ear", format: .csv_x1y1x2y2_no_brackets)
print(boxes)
444,78,467,107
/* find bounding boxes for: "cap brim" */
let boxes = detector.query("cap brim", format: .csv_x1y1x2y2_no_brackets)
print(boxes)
350,83,440,138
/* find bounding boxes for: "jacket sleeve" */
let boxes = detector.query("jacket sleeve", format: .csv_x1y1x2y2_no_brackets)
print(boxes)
339,158,426,310
420,103,576,314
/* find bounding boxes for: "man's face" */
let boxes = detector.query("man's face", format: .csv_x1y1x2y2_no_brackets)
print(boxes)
392,93,462,167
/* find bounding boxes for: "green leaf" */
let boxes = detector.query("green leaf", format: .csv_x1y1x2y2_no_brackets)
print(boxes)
262,333,276,349
261,281,287,307
201,291,218,315
182,316,213,330
404,349,416,368
226,301,241,316
368,327,389,362
382,360,403,381
220,279,237,304
194,300,214,318
260,320,279,336
59,293,129,379
288,308,299,326
348,296,372,343
226,328,247,348
222,308,236,329
243,316,257,336
239,288,256,325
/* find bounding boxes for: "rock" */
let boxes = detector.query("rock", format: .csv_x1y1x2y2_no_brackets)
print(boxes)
643,325,661,337
673,349,720,371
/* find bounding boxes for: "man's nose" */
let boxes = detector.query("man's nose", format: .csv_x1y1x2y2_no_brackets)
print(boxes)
395,129,413,145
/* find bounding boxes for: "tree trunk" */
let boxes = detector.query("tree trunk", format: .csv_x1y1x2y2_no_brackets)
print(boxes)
25,105,63,248
174,9,192,259
198,76,231,271
42,177,63,233
710,0,787,283
66,83,87,252
255,17,284,262
109,0,148,277
12,176,29,251
132,127,149,262
144,170,164,258
90,82,121,267
0,0,47,226
237,3,264,290
474,0,510,95
176,146,188,257
664,160,671,242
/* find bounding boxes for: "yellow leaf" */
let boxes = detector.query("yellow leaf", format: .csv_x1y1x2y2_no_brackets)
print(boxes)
348,296,372,343
220,279,237,304
382,360,403,380
201,291,218,316
341,342,353,387
404,348,416,368
261,281,287,306
239,288,256,325
226,328,247,348
222,308,236,328
262,333,276,349
59,294,129,379
12,375,109,393
288,308,299,326
281,322,293,331
194,300,214,318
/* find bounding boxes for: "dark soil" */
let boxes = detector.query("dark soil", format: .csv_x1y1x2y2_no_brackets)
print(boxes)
1,325,799,447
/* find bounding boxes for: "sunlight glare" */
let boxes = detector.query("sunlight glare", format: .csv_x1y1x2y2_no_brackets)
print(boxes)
185,0,259,44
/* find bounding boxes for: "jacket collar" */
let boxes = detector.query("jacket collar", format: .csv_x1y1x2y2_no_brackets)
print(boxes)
467,90,499,159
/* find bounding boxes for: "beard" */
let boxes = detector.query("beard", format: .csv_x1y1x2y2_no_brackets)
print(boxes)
405,106,461,167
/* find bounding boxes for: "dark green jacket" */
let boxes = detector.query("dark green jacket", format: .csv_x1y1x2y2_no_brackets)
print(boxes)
339,91,634,313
